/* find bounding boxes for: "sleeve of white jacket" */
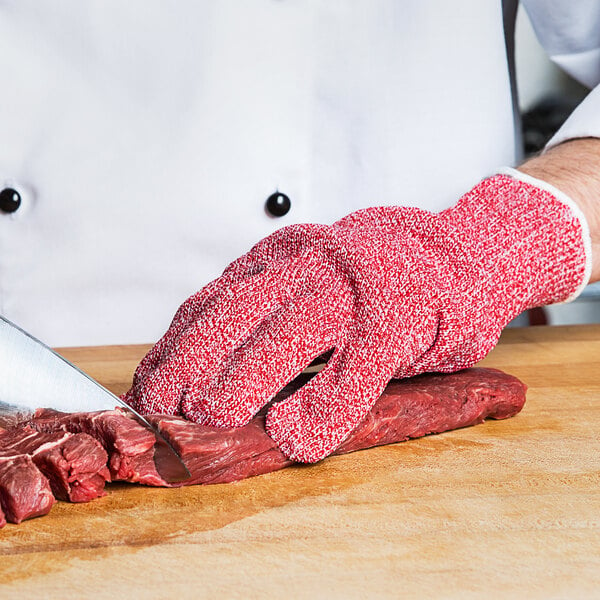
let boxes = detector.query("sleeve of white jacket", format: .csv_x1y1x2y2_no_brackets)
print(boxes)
520,0,600,148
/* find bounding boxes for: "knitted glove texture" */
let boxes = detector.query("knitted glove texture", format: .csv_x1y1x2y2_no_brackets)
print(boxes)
123,172,589,462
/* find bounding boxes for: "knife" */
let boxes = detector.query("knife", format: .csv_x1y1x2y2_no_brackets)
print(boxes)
0,315,190,484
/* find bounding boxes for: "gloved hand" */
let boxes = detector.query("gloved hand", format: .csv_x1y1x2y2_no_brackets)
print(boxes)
123,169,590,462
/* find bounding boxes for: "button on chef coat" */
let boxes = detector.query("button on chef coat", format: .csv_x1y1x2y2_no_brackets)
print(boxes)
0,188,22,214
1,0,599,347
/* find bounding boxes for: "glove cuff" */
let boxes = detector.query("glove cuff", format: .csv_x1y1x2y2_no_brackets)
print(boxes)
496,166,593,303
444,170,590,313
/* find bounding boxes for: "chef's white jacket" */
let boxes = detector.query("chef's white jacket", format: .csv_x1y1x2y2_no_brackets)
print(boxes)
1,1,599,346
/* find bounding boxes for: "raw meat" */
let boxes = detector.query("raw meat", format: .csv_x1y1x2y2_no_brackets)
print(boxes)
28,367,527,487
0,427,110,503
150,415,292,485
32,434,110,503
335,367,524,454
0,367,526,527
0,454,55,524
0,426,110,525
154,366,526,484
31,410,163,486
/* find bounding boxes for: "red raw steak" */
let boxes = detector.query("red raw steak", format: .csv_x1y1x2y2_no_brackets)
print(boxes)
0,367,526,527
30,367,527,487
0,454,55,525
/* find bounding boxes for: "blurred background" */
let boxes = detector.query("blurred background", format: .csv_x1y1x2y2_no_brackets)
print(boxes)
513,5,600,326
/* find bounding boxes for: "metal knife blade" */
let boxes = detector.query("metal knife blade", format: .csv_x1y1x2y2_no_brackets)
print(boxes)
0,315,190,483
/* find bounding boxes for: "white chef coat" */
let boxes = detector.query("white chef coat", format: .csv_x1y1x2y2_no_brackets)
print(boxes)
1,1,599,347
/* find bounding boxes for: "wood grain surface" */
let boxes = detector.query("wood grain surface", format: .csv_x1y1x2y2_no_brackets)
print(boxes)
0,325,599,599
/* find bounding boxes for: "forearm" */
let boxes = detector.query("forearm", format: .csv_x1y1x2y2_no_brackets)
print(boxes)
518,137,600,282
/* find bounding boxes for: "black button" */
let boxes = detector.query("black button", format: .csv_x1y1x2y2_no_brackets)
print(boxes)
0,188,21,213
265,192,291,217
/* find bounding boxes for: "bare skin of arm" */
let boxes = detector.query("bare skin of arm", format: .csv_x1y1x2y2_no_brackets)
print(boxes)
518,137,600,282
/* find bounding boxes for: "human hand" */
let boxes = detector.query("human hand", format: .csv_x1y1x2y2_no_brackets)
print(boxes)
123,171,589,462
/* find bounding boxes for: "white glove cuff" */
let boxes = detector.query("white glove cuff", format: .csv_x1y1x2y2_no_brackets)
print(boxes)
497,166,593,304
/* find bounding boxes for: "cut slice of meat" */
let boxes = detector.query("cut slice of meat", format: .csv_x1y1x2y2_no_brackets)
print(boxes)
32,434,110,503
0,454,55,524
31,410,163,486
148,415,293,485
0,427,110,503
26,367,526,488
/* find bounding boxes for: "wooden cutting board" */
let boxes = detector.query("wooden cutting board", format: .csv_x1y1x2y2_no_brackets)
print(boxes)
1,325,599,599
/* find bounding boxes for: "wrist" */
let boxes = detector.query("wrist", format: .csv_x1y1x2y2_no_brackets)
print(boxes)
444,174,589,309
498,166,593,302
517,138,600,282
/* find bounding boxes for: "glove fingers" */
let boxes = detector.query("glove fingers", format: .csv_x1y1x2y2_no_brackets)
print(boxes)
128,278,226,390
128,230,320,387
125,266,291,415
266,316,439,463
392,312,502,378
181,292,351,427
125,254,333,415
129,254,262,385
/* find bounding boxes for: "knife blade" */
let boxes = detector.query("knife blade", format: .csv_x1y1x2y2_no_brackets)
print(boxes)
0,315,190,483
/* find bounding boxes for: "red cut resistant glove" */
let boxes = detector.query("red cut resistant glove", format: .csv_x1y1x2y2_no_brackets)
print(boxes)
123,169,591,463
